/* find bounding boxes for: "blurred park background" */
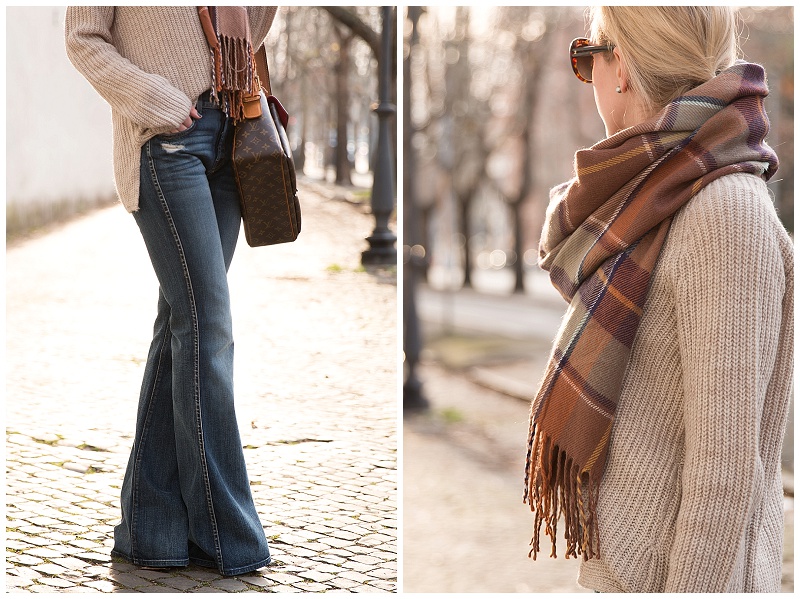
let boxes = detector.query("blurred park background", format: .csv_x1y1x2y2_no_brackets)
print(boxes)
402,6,793,593
7,6,397,242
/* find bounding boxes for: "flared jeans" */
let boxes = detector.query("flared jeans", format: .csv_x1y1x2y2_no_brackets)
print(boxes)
111,92,270,575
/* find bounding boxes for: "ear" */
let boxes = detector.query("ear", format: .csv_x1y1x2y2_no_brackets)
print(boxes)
613,46,628,92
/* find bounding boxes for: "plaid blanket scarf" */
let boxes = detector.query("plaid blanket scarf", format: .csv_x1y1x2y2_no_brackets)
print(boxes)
524,61,778,561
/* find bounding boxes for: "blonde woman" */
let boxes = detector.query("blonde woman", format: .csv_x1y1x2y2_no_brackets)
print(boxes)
524,7,792,592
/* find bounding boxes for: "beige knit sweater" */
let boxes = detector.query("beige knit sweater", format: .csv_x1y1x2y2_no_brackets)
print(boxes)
576,173,793,592
64,6,277,212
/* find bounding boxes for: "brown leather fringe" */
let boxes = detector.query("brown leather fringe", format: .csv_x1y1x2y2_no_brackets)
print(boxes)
525,427,600,561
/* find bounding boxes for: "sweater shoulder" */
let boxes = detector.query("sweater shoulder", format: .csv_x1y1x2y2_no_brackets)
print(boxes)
679,173,781,226
661,173,792,276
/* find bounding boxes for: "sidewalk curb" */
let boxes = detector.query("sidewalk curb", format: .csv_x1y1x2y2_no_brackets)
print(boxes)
467,365,534,402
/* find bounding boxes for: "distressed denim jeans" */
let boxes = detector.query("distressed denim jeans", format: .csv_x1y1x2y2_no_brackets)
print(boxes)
112,92,270,576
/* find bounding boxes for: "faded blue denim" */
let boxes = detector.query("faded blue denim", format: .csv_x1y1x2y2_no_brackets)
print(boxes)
112,92,270,576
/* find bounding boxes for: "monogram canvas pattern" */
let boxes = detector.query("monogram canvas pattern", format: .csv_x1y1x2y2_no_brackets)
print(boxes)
233,92,301,247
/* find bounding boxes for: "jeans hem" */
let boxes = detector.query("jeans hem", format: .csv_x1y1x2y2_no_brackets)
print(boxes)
191,555,271,576
111,549,189,568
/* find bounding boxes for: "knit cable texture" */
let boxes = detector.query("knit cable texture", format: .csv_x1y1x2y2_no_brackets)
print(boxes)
577,173,793,593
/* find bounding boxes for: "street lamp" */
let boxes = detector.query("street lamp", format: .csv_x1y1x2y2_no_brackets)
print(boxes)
362,6,397,265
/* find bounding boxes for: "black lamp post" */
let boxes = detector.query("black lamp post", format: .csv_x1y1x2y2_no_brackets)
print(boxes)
362,6,397,265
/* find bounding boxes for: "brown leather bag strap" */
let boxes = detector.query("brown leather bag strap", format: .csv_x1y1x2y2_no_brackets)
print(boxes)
197,7,219,50
254,45,271,96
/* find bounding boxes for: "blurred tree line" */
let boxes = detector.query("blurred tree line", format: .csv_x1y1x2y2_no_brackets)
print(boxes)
404,6,794,295
266,6,396,186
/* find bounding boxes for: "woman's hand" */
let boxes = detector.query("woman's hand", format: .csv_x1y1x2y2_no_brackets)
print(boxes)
169,106,201,133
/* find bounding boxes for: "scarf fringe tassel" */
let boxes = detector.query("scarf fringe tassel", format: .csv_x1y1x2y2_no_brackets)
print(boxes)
524,427,600,561
213,35,257,124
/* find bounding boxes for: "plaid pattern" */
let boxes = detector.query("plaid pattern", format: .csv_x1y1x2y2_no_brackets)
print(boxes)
524,62,778,561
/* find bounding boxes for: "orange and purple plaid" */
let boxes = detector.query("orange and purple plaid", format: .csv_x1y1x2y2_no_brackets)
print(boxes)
524,62,778,561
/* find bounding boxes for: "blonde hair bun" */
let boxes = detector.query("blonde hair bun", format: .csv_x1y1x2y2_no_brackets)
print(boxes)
591,6,739,113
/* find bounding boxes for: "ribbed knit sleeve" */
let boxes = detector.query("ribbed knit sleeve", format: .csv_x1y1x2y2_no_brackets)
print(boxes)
65,6,192,131
665,174,790,591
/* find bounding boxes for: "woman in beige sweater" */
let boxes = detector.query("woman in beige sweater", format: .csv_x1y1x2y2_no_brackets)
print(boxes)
524,7,792,592
65,7,277,576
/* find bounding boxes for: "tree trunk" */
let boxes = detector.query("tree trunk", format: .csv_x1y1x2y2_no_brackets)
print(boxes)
512,201,525,293
335,28,353,185
459,192,472,288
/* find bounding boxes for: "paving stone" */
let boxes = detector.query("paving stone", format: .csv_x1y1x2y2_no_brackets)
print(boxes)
304,524,335,535
328,530,361,541
8,534,40,549
30,562,69,576
279,546,318,558
329,577,362,589
136,584,182,592
83,564,113,577
296,541,331,552
26,546,69,559
349,554,383,565
260,572,304,585
309,562,344,574
330,537,363,549
210,578,248,591
109,572,152,588
268,585,304,593
238,575,273,588
365,567,396,580
39,577,77,588
29,583,63,593
50,556,92,571
43,531,80,542
75,551,111,562
69,539,104,550
6,553,43,566
340,560,378,573
351,583,391,592
26,516,63,527
181,569,222,581
370,580,396,591
9,566,43,581
57,545,94,557
133,568,175,580
296,569,337,583
294,581,330,592
6,574,35,588
84,580,121,592
159,576,204,591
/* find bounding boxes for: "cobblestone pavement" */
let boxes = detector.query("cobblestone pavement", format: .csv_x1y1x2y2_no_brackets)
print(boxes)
6,178,397,593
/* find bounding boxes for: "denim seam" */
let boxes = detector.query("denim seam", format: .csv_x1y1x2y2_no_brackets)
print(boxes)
128,301,172,562
209,112,231,174
145,138,225,572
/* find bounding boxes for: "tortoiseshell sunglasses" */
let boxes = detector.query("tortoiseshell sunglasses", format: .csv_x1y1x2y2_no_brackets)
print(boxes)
570,37,615,83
